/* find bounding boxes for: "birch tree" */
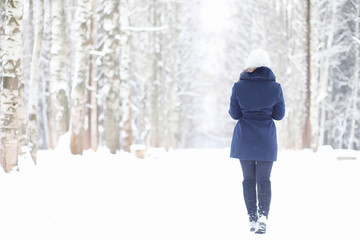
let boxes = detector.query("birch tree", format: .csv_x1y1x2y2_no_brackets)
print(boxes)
49,0,70,149
86,0,98,151
303,0,312,148
102,0,120,153
148,0,161,147
309,0,321,151
38,0,51,149
119,0,132,152
175,0,201,148
27,0,44,162
162,2,180,149
22,0,33,89
316,0,338,147
0,0,4,93
329,0,360,148
127,0,151,147
0,0,24,172
348,1,360,149
17,57,26,156
278,0,307,149
70,0,92,154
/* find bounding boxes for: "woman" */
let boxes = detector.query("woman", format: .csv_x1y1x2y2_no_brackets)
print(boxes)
229,48,285,234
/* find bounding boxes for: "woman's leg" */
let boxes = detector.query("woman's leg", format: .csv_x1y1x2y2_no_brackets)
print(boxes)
255,161,273,218
239,160,257,222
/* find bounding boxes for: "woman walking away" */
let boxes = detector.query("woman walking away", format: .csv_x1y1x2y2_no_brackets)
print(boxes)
229,48,285,234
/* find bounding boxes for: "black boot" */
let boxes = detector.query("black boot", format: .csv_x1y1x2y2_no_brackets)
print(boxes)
256,180,271,234
257,180,271,219
243,180,258,232
243,180,257,215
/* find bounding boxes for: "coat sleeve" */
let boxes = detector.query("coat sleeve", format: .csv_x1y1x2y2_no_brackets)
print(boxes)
272,84,285,120
229,84,242,120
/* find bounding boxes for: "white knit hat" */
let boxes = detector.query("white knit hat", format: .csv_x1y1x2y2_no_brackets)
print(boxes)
245,48,271,68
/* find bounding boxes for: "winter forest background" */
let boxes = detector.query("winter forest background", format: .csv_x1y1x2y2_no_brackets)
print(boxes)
0,0,360,172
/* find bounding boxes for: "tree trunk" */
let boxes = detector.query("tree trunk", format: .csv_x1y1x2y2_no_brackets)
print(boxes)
28,0,44,162
39,0,51,150
309,0,321,152
0,0,24,172
119,0,132,152
17,68,26,155
87,0,98,151
167,2,180,149
49,0,70,149
303,0,312,149
0,0,5,106
19,0,33,156
318,0,337,147
149,0,160,147
348,2,360,149
70,0,92,154
103,0,120,153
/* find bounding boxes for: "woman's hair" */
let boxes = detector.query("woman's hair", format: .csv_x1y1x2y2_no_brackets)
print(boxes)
238,67,257,81
246,67,257,73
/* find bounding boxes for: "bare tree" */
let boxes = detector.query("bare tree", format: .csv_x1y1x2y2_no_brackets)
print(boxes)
28,0,44,162
119,0,132,152
0,0,24,172
148,0,161,147
0,0,5,111
316,0,338,147
86,0,99,151
303,0,312,148
102,0,120,153
164,2,180,150
70,0,92,154
127,0,150,147
49,0,70,149
348,1,360,149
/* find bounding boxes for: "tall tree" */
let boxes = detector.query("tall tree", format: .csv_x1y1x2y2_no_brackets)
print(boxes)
348,1,360,149
0,0,24,172
86,0,99,151
329,0,360,148
102,0,120,153
38,0,51,150
176,0,201,148
163,2,180,149
119,0,132,152
148,0,161,147
303,0,312,148
49,0,70,149
70,0,92,154
316,0,337,147
127,0,150,147
28,0,44,162
0,0,5,105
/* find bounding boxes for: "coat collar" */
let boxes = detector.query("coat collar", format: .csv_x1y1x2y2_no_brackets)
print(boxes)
240,66,276,81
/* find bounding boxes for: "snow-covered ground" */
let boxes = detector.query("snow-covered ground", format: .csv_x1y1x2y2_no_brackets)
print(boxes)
1,146,359,240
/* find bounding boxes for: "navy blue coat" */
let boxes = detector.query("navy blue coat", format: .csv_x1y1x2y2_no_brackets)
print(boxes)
229,67,285,161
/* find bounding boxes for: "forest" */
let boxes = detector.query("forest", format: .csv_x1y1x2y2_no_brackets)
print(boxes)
0,0,359,172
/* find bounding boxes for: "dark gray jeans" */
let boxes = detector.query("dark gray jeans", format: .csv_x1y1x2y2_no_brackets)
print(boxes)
239,160,273,222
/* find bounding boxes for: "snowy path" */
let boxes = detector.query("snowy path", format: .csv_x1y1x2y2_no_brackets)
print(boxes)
1,147,359,240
